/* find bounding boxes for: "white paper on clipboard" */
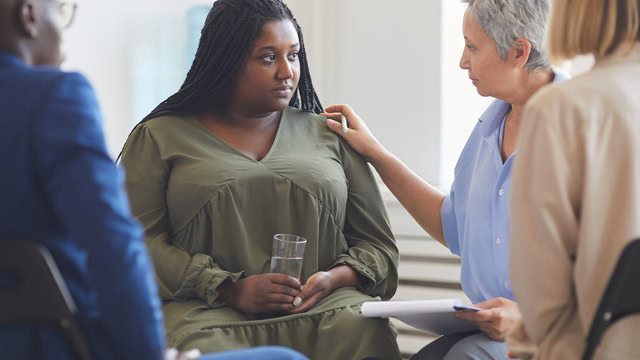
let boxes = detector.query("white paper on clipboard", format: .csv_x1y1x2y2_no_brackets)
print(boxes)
361,299,479,336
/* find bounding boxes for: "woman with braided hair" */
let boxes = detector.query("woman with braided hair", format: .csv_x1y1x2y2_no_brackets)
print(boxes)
119,0,401,358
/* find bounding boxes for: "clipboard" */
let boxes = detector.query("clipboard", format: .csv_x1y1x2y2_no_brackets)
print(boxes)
361,299,480,335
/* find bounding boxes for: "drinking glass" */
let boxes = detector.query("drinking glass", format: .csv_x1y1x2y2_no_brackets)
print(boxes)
270,234,306,280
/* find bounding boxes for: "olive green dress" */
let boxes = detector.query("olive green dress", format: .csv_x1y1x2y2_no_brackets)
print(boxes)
120,106,401,360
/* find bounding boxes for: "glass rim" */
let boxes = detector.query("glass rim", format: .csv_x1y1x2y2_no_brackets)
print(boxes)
273,234,307,244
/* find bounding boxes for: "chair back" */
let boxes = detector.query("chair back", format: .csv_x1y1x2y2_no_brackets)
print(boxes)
0,240,91,360
583,239,640,360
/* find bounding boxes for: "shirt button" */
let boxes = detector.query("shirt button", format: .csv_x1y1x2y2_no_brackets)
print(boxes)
498,189,505,196
504,281,511,289
496,238,502,244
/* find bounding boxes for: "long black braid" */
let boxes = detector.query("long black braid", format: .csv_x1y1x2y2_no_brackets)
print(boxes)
117,0,322,161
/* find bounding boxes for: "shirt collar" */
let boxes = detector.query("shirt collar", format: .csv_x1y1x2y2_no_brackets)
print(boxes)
478,69,570,137
0,51,26,68
478,99,511,137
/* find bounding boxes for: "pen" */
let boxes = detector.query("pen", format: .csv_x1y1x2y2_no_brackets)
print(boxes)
341,114,348,134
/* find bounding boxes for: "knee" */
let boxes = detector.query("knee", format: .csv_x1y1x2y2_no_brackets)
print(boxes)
248,346,307,360
203,346,307,360
442,334,509,360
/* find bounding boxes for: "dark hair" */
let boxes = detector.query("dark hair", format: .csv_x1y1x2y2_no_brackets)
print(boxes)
147,0,321,121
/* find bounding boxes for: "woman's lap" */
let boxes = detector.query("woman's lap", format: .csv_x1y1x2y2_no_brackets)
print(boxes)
411,331,509,360
166,288,402,359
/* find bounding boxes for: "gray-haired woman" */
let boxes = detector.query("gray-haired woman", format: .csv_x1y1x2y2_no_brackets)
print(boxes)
322,0,565,359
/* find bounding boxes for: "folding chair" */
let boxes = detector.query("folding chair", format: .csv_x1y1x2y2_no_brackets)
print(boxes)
0,240,91,360
583,239,640,360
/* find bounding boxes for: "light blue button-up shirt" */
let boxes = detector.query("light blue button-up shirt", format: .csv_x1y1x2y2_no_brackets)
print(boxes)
440,72,570,305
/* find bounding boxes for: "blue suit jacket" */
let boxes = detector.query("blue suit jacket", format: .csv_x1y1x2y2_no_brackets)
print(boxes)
0,52,165,359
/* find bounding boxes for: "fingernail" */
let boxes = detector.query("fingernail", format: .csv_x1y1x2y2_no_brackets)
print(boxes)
184,349,201,359
293,297,302,307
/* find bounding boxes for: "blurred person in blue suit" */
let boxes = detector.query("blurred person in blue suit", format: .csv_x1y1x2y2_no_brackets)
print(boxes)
0,0,306,359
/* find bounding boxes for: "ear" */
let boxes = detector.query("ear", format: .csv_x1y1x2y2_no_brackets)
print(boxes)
17,0,39,38
510,38,532,69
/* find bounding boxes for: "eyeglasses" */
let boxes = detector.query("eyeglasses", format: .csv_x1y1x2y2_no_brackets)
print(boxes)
50,0,78,29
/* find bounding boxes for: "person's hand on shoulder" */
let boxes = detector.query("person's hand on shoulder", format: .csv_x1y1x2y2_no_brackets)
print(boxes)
322,104,386,164
218,274,302,313
454,297,522,341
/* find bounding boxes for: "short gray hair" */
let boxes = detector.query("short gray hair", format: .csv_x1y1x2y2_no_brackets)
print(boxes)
462,0,551,71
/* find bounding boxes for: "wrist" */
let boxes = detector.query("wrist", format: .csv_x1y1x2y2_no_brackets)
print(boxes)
367,145,391,168
328,265,359,291
217,278,237,306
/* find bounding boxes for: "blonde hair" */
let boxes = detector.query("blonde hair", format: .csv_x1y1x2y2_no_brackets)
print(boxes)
548,0,640,62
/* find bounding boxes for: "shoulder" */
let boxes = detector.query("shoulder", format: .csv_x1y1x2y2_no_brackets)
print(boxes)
47,71,95,98
24,71,103,142
143,114,190,132
527,66,638,122
138,114,195,142
28,71,101,130
285,106,329,130
6,67,97,115
7,65,67,89
26,68,94,101
284,106,341,143
122,115,195,160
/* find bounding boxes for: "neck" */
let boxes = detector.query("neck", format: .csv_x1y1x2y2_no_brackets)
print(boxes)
504,68,554,123
203,108,283,133
508,104,525,125
0,41,25,61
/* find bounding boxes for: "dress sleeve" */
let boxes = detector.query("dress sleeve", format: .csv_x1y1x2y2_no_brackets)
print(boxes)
120,124,243,308
509,103,582,350
330,139,399,300
31,73,165,359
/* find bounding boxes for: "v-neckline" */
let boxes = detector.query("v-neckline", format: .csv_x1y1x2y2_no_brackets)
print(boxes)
192,108,287,163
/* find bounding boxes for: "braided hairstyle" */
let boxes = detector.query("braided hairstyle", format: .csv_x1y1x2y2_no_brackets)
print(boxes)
144,0,322,122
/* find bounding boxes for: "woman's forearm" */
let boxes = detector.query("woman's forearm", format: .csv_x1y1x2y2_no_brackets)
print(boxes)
370,148,447,246
328,265,361,290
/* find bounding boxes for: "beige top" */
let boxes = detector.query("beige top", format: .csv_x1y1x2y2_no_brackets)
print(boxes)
508,43,640,360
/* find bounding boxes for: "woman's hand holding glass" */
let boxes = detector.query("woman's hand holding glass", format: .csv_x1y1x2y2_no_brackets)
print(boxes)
322,104,386,165
219,266,358,314
218,274,302,313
